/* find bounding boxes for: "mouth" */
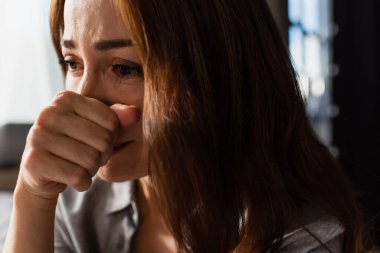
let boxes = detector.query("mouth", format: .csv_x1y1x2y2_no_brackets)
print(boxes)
112,140,134,155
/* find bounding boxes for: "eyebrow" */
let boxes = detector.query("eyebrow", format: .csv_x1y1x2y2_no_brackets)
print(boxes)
61,39,133,50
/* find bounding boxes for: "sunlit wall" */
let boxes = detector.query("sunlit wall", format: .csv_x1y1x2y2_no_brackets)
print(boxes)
0,0,63,124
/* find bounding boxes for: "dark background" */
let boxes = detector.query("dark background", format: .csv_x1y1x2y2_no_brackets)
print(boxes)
333,0,380,245
268,0,380,245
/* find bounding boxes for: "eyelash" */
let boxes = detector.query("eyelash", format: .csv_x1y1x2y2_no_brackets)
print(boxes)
59,59,144,80
59,59,82,72
111,63,143,79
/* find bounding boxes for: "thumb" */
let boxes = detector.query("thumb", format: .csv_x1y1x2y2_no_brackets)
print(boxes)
110,104,140,129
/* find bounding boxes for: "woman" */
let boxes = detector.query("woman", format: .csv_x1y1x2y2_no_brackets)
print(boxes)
3,0,370,252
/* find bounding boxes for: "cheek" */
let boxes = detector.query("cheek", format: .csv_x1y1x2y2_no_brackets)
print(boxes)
107,80,144,108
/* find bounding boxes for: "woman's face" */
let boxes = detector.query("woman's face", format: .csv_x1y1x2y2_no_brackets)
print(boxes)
62,0,149,182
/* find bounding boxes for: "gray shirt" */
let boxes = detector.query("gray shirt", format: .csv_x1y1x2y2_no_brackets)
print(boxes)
55,177,139,253
55,177,345,253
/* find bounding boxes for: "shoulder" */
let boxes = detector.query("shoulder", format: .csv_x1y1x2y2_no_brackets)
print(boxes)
277,216,344,253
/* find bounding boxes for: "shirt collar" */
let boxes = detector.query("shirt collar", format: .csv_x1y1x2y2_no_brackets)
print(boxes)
106,179,136,214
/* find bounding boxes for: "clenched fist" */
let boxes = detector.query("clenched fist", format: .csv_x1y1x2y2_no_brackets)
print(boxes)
17,90,139,199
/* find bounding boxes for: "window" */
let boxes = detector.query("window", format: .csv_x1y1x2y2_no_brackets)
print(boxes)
288,0,336,147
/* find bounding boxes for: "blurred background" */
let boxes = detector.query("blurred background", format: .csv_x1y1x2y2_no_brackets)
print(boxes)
268,0,380,245
0,0,379,250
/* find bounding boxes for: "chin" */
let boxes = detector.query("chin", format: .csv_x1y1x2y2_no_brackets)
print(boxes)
97,167,130,182
97,140,149,182
97,157,149,183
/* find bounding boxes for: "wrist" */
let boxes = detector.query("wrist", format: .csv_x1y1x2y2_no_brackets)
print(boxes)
13,180,58,213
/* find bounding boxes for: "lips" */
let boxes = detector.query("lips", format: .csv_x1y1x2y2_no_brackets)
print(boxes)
112,140,134,155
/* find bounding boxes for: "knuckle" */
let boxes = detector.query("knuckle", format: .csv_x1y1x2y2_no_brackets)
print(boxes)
82,148,101,169
26,127,56,154
21,148,43,175
71,169,90,190
27,125,47,145
35,105,58,127
52,90,77,105
52,90,83,107
96,130,114,152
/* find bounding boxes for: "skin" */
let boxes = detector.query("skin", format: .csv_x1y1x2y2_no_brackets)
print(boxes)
3,0,176,252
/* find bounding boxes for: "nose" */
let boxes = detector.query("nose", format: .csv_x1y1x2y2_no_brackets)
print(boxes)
76,71,111,105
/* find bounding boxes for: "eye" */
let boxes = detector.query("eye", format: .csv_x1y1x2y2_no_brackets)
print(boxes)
59,59,82,72
112,62,143,78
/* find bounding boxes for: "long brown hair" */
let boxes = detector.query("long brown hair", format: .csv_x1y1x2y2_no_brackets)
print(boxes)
50,0,366,252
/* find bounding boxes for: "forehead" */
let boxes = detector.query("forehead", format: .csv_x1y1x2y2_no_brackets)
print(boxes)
63,0,130,41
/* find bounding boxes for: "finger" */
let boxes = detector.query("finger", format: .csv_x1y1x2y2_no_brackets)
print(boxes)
52,91,120,132
33,129,102,176
23,149,92,192
43,154,93,192
41,112,115,156
110,104,140,129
